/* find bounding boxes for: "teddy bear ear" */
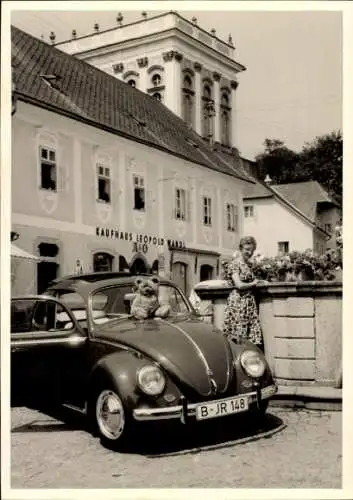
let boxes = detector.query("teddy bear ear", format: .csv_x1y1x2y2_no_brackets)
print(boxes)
151,276,160,285
135,277,143,286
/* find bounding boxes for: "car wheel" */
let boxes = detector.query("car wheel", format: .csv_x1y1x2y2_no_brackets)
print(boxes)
91,386,131,450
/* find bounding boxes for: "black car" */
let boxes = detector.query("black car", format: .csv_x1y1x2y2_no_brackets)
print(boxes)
11,273,277,449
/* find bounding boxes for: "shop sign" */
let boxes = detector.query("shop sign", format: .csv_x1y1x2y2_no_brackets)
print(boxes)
132,242,148,254
96,227,185,250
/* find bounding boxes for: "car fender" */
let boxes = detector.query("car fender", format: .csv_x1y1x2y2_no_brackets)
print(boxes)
227,340,275,387
87,350,150,408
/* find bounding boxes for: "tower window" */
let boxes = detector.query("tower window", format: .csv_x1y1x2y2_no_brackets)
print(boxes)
202,84,214,141
152,74,161,87
127,79,136,88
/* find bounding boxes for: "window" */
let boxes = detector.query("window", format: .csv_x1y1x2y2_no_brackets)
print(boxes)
244,205,254,218
183,94,194,126
40,147,57,191
324,223,332,234
97,165,111,203
200,264,214,282
221,110,230,146
175,188,187,220
152,74,161,87
278,241,289,255
182,74,194,127
127,79,136,88
153,92,162,101
226,203,238,232
133,174,145,211
220,91,231,146
93,252,114,272
203,196,212,226
202,84,214,141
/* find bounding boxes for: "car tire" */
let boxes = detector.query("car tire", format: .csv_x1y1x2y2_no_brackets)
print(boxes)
88,383,132,450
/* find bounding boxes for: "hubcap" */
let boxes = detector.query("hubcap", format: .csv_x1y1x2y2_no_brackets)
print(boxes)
96,390,125,440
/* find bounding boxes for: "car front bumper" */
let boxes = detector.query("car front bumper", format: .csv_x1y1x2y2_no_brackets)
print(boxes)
133,384,277,422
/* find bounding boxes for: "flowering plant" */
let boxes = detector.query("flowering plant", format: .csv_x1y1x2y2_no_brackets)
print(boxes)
251,249,341,282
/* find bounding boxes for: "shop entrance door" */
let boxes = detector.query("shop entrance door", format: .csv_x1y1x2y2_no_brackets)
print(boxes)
172,262,187,295
37,261,58,294
130,257,148,275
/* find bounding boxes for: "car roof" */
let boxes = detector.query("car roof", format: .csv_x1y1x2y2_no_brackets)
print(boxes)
46,273,176,296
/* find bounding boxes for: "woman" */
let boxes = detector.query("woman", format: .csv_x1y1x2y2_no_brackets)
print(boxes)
223,236,264,347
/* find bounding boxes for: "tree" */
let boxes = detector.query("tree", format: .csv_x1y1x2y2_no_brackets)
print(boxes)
298,131,342,204
254,131,342,205
254,139,300,184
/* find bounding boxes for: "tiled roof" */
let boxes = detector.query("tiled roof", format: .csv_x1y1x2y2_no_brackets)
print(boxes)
243,178,274,199
272,181,340,222
11,25,252,183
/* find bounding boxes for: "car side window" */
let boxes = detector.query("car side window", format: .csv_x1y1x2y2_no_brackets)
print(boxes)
32,301,74,332
11,299,76,334
11,299,36,333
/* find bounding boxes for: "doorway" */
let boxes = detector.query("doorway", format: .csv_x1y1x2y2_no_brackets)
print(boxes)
37,242,59,293
172,262,188,294
130,257,148,275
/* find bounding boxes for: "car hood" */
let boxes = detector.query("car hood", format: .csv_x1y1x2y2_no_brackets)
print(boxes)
97,316,234,397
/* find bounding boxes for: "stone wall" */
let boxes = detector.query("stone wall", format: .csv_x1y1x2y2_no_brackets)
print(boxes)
195,280,342,388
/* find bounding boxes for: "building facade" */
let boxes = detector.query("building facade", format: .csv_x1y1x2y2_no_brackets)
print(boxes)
11,26,253,297
243,180,338,256
54,11,245,150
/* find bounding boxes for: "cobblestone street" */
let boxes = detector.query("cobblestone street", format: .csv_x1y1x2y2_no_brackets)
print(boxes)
10,404,341,489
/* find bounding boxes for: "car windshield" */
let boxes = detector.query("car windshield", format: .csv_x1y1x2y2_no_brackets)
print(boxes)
90,283,191,325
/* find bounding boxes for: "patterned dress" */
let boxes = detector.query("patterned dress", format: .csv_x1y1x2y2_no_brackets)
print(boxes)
223,258,263,345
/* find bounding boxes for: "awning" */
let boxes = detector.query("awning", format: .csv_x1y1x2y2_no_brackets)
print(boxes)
11,243,41,262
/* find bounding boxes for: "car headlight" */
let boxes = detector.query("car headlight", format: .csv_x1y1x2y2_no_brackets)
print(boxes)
240,350,266,378
137,365,166,396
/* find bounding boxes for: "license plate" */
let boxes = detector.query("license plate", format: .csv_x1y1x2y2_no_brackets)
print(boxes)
196,396,249,421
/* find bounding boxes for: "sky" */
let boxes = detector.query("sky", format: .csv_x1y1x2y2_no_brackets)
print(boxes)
10,4,342,160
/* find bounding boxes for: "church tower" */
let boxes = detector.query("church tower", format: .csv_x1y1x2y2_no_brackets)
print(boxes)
55,11,246,150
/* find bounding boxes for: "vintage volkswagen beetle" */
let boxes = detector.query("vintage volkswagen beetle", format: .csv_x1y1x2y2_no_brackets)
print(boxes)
11,272,277,449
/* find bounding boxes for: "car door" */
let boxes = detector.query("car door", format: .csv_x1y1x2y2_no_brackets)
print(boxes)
11,297,88,409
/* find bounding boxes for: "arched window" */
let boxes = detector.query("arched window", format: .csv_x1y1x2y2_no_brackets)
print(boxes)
221,110,230,146
152,74,161,87
220,91,231,146
127,79,136,88
93,252,114,272
182,74,194,127
184,75,192,90
202,83,214,141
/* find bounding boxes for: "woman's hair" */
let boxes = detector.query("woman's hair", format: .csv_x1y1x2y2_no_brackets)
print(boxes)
239,236,257,251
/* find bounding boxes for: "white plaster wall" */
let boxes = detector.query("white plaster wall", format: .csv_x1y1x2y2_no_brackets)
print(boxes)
243,197,314,256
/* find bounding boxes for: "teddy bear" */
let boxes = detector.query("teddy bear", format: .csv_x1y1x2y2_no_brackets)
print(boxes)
130,276,171,320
